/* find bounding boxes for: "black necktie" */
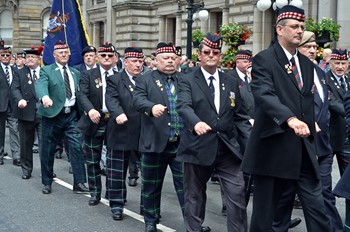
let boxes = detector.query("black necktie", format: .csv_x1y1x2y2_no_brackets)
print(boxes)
132,76,137,81
208,76,215,99
340,77,346,93
244,75,251,91
290,57,303,90
32,70,38,82
5,66,10,84
63,66,72,99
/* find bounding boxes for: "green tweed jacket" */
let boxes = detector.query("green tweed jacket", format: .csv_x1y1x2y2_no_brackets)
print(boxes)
35,62,80,118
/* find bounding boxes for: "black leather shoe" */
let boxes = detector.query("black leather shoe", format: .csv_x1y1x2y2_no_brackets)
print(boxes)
201,226,211,232
289,218,302,228
69,166,73,174
221,205,227,216
42,185,51,194
0,159,3,165
4,152,8,157
53,173,57,178
13,159,21,166
73,183,89,193
22,174,31,179
101,168,106,176
112,211,123,220
145,224,157,232
128,178,137,187
32,148,39,153
88,196,100,206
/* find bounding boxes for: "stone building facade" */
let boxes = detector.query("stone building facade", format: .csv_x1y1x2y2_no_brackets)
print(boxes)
1,0,349,57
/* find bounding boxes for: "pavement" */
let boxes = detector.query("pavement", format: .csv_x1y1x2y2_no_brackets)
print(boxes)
0,127,346,232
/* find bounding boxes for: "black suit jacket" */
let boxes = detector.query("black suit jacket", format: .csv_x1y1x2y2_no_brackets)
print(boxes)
229,68,255,119
10,66,39,121
176,67,251,166
105,70,141,151
241,41,319,180
314,65,332,157
76,67,104,136
133,70,182,153
326,70,350,152
0,64,15,113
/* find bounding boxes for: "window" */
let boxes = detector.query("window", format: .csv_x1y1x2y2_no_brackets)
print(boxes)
0,10,13,43
42,10,51,40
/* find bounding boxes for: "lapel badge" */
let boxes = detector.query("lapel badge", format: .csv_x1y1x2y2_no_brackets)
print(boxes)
129,85,134,92
285,64,292,74
229,91,235,107
95,78,102,88
321,79,325,85
222,83,225,91
27,73,32,84
156,79,163,91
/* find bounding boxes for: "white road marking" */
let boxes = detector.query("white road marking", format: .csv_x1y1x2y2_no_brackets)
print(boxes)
53,177,176,232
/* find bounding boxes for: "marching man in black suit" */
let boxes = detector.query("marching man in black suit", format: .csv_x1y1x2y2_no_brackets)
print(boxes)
73,45,98,73
229,49,254,119
11,46,42,179
133,42,185,232
104,47,143,221
272,31,343,232
176,33,251,232
0,46,21,166
77,43,117,206
326,49,350,176
241,5,331,232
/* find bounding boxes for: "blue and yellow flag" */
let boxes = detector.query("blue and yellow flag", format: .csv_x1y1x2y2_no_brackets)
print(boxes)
43,0,90,66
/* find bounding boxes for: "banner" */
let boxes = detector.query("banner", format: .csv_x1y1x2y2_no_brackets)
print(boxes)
43,0,90,66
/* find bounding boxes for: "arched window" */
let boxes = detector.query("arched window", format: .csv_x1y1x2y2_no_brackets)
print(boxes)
42,10,51,40
0,10,13,43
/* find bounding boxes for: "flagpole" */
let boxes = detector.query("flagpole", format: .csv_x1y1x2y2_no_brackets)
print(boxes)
61,0,68,49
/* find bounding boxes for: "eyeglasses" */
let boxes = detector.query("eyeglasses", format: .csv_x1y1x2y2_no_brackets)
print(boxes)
301,45,319,50
202,50,221,56
100,54,114,58
0,54,11,57
283,24,305,31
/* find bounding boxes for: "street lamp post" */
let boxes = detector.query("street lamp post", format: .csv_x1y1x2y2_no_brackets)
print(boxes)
185,0,208,59
256,0,303,11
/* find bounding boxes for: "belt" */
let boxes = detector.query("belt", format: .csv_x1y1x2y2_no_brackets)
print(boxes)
101,112,110,119
60,106,75,114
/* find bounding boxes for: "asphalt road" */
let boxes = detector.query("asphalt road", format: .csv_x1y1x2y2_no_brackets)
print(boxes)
0,128,346,232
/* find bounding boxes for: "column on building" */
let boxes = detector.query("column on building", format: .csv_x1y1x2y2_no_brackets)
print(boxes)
252,7,263,54
158,16,166,42
337,0,350,49
318,0,337,20
222,7,229,25
106,0,112,43
176,12,182,48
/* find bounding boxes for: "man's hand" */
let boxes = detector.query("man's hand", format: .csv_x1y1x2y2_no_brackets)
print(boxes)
18,99,27,109
287,117,310,137
116,113,128,124
194,122,212,136
151,104,167,118
88,109,101,124
42,96,53,108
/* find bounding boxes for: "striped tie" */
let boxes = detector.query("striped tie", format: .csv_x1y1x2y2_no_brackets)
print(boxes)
167,76,176,96
290,57,303,90
32,70,38,82
63,66,72,99
209,76,215,99
5,66,10,84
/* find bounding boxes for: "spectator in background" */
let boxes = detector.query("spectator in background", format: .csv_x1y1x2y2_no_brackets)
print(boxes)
319,48,332,73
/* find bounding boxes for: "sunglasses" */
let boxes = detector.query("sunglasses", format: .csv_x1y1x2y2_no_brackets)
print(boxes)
202,50,220,56
1,54,11,57
100,54,114,58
